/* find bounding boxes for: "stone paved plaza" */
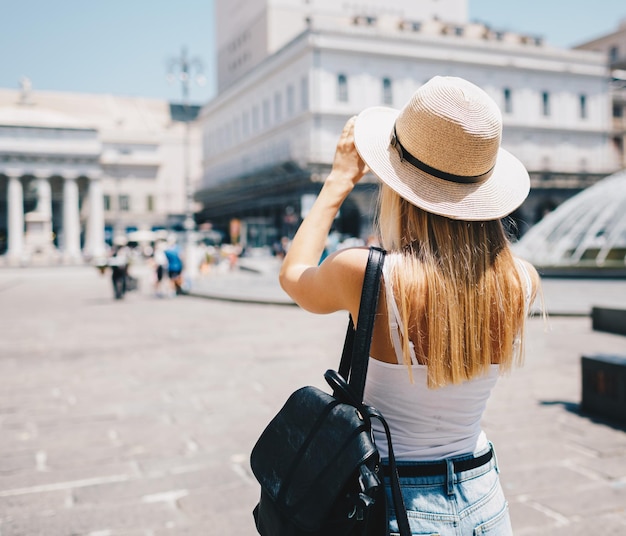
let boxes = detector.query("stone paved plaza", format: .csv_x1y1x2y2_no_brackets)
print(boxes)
1,263,625,535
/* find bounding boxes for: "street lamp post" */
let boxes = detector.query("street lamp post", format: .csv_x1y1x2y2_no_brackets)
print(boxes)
167,47,205,279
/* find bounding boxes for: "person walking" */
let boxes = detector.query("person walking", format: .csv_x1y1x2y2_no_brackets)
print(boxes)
152,240,168,297
164,237,184,296
108,245,129,300
278,76,541,535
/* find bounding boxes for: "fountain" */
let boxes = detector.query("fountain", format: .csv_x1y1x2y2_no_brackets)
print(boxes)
514,169,626,277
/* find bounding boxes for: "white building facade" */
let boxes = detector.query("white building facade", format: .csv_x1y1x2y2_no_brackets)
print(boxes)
0,83,202,265
216,0,468,92
198,11,619,243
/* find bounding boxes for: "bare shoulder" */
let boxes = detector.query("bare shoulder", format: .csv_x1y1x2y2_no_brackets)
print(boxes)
320,247,370,299
284,246,370,315
323,246,370,273
322,247,372,318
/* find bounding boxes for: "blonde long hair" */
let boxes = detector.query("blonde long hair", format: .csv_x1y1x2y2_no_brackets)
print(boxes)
376,184,526,388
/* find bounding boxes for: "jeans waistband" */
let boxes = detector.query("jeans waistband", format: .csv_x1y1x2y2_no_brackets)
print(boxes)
386,448,493,478
383,445,498,496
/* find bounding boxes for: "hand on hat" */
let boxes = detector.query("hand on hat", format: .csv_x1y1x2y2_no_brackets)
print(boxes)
279,116,371,314
328,116,369,189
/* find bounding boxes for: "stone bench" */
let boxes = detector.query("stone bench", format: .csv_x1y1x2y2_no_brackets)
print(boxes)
581,308,626,423
581,354,626,424
591,307,626,336
581,354,626,423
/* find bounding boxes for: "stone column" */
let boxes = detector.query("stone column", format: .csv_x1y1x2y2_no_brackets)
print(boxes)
6,174,25,263
34,174,52,219
63,175,82,262
24,174,57,260
85,175,106,259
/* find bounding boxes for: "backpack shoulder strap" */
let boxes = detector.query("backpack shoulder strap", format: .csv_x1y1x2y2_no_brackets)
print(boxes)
337,246,385,400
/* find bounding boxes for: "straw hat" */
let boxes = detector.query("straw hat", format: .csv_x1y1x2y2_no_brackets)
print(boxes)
354,76,530,221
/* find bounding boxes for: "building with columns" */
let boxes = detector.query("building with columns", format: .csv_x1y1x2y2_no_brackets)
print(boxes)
0,81,202,265
196,1,620,246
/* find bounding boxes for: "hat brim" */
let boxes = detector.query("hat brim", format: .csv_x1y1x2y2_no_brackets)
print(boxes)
354,107,530,221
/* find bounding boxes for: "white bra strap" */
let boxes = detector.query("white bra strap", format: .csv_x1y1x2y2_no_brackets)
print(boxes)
383,260,418,366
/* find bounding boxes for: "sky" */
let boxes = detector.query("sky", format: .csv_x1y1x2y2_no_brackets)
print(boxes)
1,0,625,105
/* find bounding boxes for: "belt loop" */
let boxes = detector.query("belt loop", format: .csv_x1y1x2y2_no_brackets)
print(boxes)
489,442,500,474
445,458,455,496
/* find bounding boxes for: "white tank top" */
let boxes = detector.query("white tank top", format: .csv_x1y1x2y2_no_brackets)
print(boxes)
363,255,533,461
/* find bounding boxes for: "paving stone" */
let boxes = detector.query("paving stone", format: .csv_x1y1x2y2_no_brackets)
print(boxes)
0,450,40,475
0,489,70,518
577,454,626,481
503,463,593,496
507,500,562,534
543,512,626,536
0,501,182,536
0,462,136,498
534,481,626,518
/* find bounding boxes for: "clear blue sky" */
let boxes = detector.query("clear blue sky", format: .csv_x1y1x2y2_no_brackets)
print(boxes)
1,0,624,104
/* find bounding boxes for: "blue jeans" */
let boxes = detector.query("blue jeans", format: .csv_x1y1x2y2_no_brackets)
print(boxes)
386,444,512,535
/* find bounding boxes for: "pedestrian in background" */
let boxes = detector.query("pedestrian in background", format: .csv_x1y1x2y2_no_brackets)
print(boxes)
108,245,129,300
279,76,541,535
164,237,184,296
152,240,168,297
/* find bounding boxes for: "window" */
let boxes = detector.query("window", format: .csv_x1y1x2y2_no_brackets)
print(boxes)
579,94,587,119
234,117,241,141
262,99,270,128
242,111,250,137
382,78,393,105
146,195,154,212
541,91,550,116
286,84,295,116
353,15,377,26
274,91,282,122
119,195,130,212
609,46,619,63
252,105,260,131
204,131,212,157
217,126,225,150
225,124,232,146
400,20,421,32
613,104,623,118
503,88,512,114
301,76,309,110
103,195,111,211
337,74,348,102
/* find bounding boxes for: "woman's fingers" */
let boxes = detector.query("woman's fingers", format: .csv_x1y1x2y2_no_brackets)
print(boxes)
330,116,367,185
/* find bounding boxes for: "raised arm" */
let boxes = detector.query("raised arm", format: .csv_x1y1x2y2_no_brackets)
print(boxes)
279,117,370,314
